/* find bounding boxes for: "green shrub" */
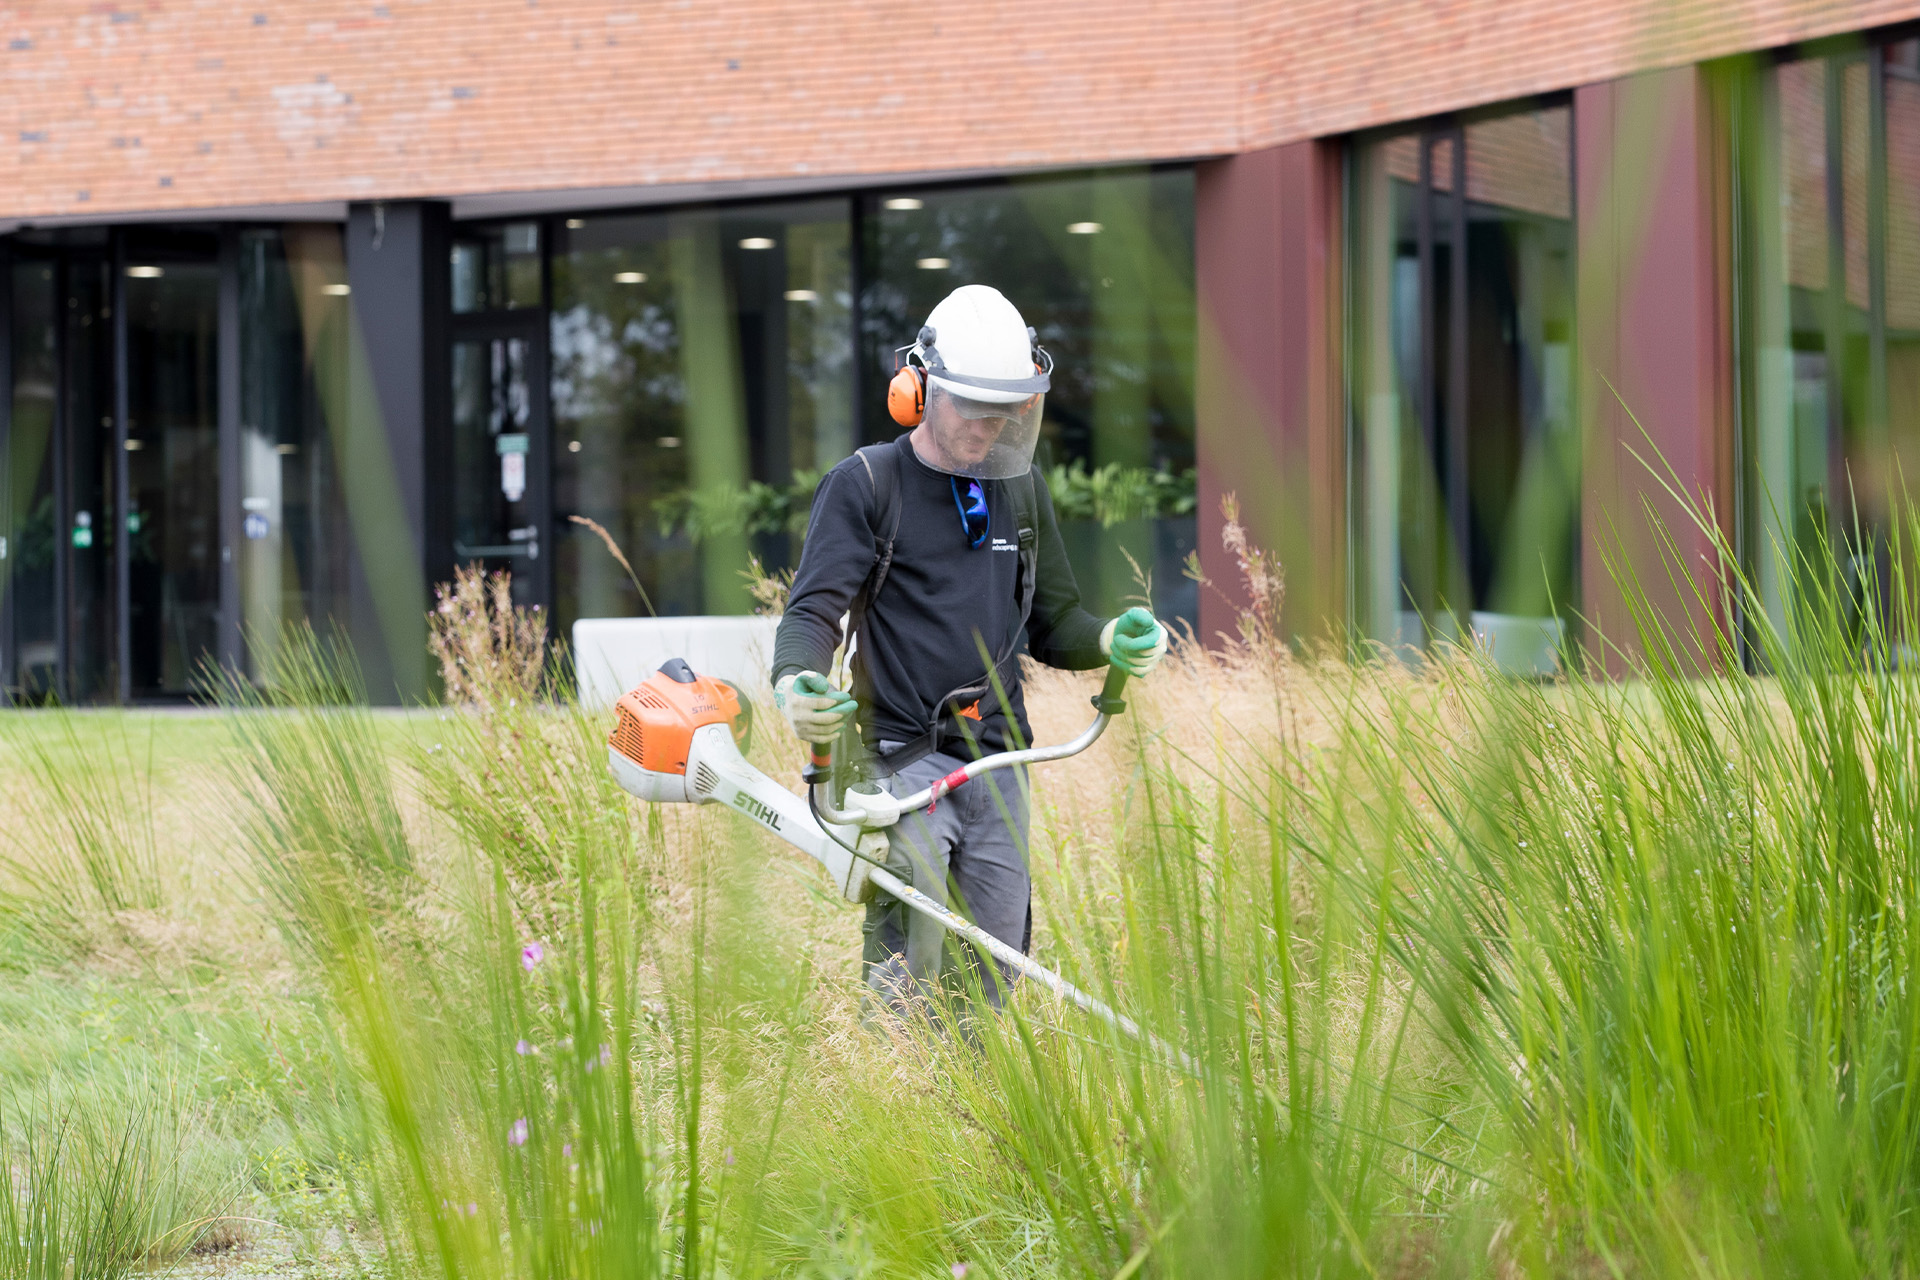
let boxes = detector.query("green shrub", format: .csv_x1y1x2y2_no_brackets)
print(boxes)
1043,459,1197,525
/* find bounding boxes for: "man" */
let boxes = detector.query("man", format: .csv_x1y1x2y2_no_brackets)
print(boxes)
770,284,1168,1015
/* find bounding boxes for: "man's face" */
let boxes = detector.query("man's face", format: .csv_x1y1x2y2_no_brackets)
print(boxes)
925,395,1010,470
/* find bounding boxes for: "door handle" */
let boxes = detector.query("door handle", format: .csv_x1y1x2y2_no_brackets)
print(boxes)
453,539,535,559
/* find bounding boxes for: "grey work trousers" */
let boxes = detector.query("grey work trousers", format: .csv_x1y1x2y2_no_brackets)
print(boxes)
862,748,1031,1016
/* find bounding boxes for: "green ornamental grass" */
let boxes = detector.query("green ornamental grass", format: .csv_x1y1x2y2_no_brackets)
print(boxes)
8,499,1920,1275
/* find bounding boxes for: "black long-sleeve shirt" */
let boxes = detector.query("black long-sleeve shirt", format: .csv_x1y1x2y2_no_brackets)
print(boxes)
772,434,1107,754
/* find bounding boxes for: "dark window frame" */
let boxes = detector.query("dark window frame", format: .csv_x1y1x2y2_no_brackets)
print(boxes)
1343,92,1579,651
1726,21,1920,666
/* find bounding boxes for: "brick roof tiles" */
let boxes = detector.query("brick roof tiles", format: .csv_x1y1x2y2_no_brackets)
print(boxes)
4,0,1919,220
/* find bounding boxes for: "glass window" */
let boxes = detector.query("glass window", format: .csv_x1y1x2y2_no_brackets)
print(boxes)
860,170,1197,625
237,225,353,684
453,221,543,314
1350,106,1578,674
550,201,853,631
1739,41,1920,646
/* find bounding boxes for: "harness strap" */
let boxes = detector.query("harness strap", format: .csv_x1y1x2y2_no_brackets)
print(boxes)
847,438,907,649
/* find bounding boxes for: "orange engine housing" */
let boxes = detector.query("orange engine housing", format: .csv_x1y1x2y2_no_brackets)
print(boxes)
608,658,748,777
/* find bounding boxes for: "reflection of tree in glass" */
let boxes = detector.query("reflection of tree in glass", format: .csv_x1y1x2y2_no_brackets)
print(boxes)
860,171,1197,624
860,171,1195,477
550,245,700,622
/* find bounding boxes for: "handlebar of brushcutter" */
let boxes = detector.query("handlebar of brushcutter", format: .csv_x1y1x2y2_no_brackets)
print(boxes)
809,666,1130,828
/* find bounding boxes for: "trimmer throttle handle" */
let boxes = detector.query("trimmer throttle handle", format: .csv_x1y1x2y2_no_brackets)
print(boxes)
1092,665,1130,716
801,742,834,786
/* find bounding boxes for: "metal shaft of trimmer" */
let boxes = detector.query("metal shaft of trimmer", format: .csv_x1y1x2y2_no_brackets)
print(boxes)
824,667,1195,1073
865,863,1196,1073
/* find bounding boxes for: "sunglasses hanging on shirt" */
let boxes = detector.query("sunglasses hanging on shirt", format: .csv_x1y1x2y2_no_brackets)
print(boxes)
951,476,989,549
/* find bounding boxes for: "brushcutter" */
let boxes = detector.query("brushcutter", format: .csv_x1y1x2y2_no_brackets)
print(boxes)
604,657,1181,1060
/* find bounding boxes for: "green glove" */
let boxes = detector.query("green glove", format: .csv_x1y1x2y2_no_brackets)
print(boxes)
1100,607,1168,677
774,670,858,744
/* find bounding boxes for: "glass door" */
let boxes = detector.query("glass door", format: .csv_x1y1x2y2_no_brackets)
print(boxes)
4,231,226,702
4,242,118,703
122,232,222,699
0,225,384,702
449,220,550,614
7,226,366,703
450,318,551,611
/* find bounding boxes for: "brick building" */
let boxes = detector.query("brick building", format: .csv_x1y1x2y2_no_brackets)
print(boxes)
3,0,1917,700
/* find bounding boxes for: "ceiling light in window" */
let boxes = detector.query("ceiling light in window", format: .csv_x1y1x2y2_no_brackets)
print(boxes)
784,289,819,302
568,440,582,453
884,197,924,211
124,439,144,451
613,271,647,284
566,218,585,229
658,436,682,448
321,282,350,296
915,257,950,270
738,237,776,250
275,443,299,455
1066,221,1102,235
126,265,163,278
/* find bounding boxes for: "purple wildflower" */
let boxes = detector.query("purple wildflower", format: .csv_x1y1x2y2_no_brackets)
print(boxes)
508,1118,529,1147
521,941,544,971
951,1264,969,1279
516,1039,534,1056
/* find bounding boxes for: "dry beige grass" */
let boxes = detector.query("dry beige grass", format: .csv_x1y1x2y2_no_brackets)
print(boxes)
0,639,1431,1047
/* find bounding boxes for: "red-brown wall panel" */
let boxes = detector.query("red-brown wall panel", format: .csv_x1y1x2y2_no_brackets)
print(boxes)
1194,139,1343,648
1575,66,1737,673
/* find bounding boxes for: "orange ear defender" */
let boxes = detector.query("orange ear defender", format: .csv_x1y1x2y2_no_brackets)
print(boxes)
887,364,925,426
889,326,935,426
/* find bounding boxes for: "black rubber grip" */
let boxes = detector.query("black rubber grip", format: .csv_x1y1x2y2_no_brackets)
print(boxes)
1091,665,1129,716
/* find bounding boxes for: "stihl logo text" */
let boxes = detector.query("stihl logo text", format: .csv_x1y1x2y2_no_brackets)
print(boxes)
731,792,782,831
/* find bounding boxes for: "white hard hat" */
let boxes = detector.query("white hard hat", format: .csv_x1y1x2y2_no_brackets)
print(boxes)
919,285,1051,405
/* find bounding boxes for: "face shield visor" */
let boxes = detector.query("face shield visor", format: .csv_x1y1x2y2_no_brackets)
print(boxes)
918,379,1046,480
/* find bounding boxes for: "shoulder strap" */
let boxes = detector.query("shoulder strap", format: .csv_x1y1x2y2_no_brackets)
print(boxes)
1011,466,1040,543
1010,467,1040,633
847,439,905,646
